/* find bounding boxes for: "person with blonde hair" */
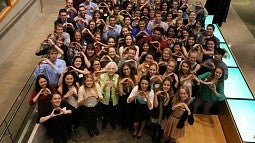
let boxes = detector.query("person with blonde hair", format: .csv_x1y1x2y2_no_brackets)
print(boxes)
162,86,194,143
78,73,103,137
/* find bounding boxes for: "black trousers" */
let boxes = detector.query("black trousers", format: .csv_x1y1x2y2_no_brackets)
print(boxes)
101,102,118,126
83,106,98,130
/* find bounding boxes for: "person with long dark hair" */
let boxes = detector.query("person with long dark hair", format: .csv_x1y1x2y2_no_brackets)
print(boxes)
38,92,75,143
118,63,138,130
127,76,154,139
29,75,55,117
193,66,225,114
57,71,81,140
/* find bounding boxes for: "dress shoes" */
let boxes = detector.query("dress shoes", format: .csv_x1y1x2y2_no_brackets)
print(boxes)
74,128,81,138
93,128,99,136
87,129,94,137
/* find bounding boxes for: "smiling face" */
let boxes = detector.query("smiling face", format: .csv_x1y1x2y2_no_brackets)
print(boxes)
85,77,94,88
93,12,100,20
153,30,162,41
149,64,157,76
108,47,116,58
122,65,131,76
168,27,175,37
188,36,195,46
65,74,74,86
122,27,129,36
189,52,197,64
181,62,190,74
86,48,95,57
125,35,133,46
162,80,171,92
163,49,171,60
179,88,188,101
173,44,181,52
138,20,145,30
167,61,176,73
107,37,115,47
206,26,214,36
214,67,223,79
93,60,101,71
140,79,149,91
74,57,82,68
182,30,189,38
66,0,73,8
207,40,215,51
78,6,86,17
74,31,82,42
143,43,149,51
109,17,116,27
89,21,96,30
39,78,47,89
166,13,173,21
127,49,136,59
124,17,131,25
145,54,154,64
51,93,62,108
107,64,116,77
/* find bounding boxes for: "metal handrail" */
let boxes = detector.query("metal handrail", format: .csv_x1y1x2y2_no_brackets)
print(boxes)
0,70,36,142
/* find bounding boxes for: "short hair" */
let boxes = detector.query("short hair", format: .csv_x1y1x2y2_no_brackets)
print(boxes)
78,4,86,9
109,15,116,20
127,46,137,52
207,24,215,31
54,23,64,29
105,61,118,72
215,48,226,56
155,11,162,16
153,26,165,35
58,9,67,15
112,4,120,9
48,47,58,54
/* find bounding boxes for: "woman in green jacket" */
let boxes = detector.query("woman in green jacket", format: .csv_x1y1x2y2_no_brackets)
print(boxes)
193,66,225,114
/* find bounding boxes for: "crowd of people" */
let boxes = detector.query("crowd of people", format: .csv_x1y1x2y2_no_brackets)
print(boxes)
29,0,228,142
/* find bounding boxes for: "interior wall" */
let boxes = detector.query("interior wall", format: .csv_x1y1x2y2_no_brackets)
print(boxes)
0,0,41,62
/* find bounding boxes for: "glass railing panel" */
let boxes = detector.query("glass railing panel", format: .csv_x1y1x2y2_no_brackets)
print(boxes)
225,68,254,99
227,99,255,142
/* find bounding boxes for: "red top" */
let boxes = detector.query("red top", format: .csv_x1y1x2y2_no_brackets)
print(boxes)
138,36,167,52
29,86,56,115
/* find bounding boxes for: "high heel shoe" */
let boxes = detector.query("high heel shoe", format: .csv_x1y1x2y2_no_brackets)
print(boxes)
132,132,137,138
